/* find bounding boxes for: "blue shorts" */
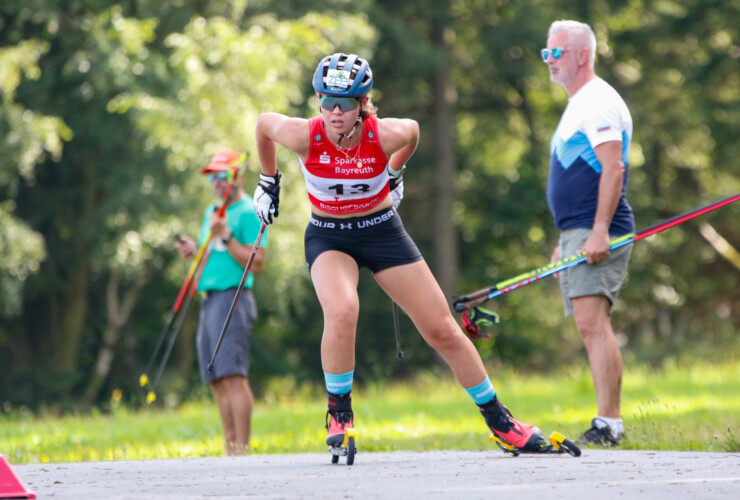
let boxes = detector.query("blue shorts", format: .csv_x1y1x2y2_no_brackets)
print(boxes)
196,288,257,384
304,208,423,273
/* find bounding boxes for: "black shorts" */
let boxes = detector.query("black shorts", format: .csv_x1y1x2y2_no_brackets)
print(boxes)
304,208,423,273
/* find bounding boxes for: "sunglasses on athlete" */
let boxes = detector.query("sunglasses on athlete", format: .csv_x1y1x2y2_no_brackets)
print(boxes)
319,95,361,112
540,47,570,62
207,171,230,183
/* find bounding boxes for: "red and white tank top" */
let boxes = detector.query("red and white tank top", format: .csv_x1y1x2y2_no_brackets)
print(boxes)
300,115,390,214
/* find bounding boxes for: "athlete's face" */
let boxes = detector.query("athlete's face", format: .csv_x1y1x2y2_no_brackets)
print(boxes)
319,94,365,135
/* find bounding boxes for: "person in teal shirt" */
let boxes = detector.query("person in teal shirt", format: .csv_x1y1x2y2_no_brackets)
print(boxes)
175,148,268,455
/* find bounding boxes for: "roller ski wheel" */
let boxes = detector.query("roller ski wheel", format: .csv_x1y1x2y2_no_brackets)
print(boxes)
329,428,357,465
549,431,581,457
490,431,581,457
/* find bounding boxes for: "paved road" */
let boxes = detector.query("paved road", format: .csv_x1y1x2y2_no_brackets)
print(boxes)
12,450,740,499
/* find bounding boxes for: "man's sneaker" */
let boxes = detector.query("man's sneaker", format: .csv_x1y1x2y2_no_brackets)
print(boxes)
325,392,353,448
579,417,622,446
479,397,548,451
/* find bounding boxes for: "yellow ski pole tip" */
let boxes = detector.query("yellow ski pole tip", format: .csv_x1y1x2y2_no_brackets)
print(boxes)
139,374,149,387
146,392,156,404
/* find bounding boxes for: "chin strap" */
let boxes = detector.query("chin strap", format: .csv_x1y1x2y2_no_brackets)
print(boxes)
336,117,362,148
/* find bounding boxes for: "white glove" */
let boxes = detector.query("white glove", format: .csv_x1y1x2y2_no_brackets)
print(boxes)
387,164,406,210
253,171,281,224
389,176,404,210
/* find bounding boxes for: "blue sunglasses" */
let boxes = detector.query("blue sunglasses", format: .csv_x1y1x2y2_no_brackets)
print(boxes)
541,47,570,62
320,95,361,112
207,171,230,183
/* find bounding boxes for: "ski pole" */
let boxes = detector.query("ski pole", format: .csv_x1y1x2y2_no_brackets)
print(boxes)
453,192,740,312
139,233,190,389
207,221,267,372
146,266,202,403
391,300,404,360
144,246,212,404
140,154,248,401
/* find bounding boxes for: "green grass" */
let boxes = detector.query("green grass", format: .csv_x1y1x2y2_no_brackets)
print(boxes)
2,357,740,464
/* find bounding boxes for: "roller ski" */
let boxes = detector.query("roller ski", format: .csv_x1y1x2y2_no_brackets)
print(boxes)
489,430,581,457
479,397,581,457
325,392,357,465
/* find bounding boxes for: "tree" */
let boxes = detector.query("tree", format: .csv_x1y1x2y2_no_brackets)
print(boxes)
0,1,378,407
2,0,738,410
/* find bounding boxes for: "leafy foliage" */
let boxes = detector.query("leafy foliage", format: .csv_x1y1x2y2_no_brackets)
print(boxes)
0,0,738,409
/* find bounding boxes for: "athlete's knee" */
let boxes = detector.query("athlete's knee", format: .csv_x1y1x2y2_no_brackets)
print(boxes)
323,296,360,327
422,315,462,351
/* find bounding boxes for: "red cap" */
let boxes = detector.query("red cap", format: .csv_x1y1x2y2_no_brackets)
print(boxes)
201,148,245,175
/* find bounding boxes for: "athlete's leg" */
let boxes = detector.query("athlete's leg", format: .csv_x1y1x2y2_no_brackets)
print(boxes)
310,250,361,374
374,260,486,388
311,250,360,446
375,261,547,449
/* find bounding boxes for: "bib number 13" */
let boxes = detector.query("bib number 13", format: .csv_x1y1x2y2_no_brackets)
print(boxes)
328,183,370,195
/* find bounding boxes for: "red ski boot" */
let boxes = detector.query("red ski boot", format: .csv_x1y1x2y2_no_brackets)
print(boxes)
325,392,357,464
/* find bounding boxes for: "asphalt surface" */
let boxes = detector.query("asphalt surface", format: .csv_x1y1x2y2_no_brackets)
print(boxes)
12,449,740,499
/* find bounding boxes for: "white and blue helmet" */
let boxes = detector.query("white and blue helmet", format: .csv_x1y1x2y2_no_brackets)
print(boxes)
312,53,373,98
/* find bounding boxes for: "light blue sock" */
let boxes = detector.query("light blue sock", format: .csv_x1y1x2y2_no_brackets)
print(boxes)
324,370,354,395
465,376,496,405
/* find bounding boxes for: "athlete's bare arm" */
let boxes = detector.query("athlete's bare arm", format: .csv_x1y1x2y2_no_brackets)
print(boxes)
256,113,311,174
377,117,419,169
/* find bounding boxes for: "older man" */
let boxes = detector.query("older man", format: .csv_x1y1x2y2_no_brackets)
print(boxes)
543,20,635,446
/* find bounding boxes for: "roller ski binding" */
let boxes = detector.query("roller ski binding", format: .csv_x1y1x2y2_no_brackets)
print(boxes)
326,392,357,465
479,397,581,457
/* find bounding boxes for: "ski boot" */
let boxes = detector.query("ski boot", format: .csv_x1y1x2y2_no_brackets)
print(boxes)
479,397,581,457
325,392,357,465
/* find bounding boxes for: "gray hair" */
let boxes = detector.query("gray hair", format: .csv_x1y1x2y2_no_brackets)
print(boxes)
548,20,597,66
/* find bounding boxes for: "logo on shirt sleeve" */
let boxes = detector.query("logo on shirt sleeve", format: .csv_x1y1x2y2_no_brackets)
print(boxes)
597,126,612,133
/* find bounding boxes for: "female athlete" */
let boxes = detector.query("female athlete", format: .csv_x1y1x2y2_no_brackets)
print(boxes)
253,53,549,455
